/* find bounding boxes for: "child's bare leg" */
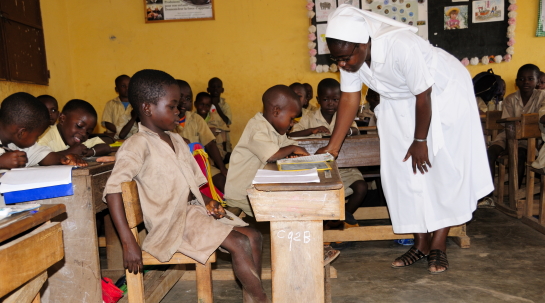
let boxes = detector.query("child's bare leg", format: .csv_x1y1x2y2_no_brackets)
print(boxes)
233,226,263,276
212,173,226,193
221,229,267,302
344,180,368,225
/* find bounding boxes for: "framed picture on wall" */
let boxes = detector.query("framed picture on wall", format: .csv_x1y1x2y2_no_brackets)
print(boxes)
144,0,214,23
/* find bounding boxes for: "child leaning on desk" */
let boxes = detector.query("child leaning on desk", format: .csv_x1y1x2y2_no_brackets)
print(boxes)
37,99,111,157
103,69,269,303
290,78,367,229
0,93,86,171
223,85,310,217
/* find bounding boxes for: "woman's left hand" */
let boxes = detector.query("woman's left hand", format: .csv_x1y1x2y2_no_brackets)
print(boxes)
403,141,431,174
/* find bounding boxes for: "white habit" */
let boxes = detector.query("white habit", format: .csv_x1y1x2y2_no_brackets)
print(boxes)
328,5,493,233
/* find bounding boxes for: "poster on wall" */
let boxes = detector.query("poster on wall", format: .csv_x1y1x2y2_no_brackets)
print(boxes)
362,0,428,39
537,0,545,36
338,0,361,8
145,0,214,23
472,0,504,23
316,24,331,55
444,6,468,30
315,0,337,22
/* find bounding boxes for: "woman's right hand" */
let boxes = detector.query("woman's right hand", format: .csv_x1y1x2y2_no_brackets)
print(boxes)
123,238,144,274
316,146,339,158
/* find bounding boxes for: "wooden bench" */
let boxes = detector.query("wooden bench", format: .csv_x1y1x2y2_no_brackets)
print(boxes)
521,167,545,235
119,181,215,303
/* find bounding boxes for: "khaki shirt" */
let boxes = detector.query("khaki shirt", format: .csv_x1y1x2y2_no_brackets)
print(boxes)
491,90,545,149
216,98,232,125
37,125,105,152
101,97,138,139
224,113,297,201
175,112,216,146
292,109,357,137
103,123,232,263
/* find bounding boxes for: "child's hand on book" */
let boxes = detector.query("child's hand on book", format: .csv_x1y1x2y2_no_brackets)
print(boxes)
205,199,227,219
65,144,89,157
289,146,310,158
61,154,88,167
311,126,330,135
0,151,28,168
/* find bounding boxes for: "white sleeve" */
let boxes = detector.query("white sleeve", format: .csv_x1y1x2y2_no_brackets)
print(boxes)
340,69,364,93
24,143,53,166
396,41,434,96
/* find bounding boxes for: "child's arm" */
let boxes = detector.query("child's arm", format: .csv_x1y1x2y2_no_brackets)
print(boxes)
289,126,330,137
61,144,89,157
0,151,28,169
39,152,88,167
118,110,138,139
212,99,230,125
267,145,309,162
84,144,112,157
205,140,228,176
104,122,117,134
106,192,143,274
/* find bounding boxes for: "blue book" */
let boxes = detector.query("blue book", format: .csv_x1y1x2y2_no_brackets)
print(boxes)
3,183,74,204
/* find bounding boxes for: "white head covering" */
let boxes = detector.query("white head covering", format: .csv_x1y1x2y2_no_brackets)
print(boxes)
326,4,418,44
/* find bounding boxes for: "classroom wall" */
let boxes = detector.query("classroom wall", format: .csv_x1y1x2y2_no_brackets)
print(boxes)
0,0,76,106
2,0,545,145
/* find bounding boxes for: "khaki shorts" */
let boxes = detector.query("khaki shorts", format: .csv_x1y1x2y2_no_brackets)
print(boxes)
225,197,254,217
339,168,364,197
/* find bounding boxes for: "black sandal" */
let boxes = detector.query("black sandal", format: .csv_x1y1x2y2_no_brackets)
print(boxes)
427,249,449,274
391,246,428,268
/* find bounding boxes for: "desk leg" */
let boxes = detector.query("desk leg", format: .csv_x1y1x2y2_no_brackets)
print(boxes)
506,124,519,210
270,220,324,303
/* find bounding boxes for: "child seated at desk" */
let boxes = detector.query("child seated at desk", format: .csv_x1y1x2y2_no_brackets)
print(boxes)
207,77,233,153
291,78,367,229
102,74,139,140
289,82,311,119
194,92,230,160
482,64,545,206
224,85,310,216
303,83,319,113
37,95,60,125
103,69,268,303
175,80,228,192
0,92,86,170
37,99,112,157
472,70,506,114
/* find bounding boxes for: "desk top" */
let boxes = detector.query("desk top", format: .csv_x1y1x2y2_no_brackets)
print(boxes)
497,117,522,123
72,161,115,176
253,162,343,192
0,204,66,243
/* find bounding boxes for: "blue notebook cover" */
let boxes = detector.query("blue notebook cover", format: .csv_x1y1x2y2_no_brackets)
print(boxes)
3,183,74,204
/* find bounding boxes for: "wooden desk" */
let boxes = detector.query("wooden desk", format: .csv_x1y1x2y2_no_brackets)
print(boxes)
296,135,470,248
496,115,541,218
247,163,344,303
0,204,66,302
32,162,116,303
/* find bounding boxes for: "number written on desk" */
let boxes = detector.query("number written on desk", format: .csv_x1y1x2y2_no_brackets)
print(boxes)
277,230,311,251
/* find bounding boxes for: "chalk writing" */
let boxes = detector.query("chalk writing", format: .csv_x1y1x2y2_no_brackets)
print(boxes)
277,230,311,251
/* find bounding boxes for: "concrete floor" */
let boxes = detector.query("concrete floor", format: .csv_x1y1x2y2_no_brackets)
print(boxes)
160,209,545,302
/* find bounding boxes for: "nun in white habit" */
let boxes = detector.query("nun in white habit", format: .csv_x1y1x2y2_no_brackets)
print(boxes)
316,5,493,274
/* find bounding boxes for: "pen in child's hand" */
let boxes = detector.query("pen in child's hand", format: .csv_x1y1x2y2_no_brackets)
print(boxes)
222,212,234,220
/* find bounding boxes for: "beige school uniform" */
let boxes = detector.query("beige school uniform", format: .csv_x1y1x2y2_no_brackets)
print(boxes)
490,90,545,149
205,110,230,157
224,113,297,216
217,98,233,152
0,139,52,173
292,109,364,195
103,123,238,264
37,125,105,152
102,97,138,139
175,112,220,176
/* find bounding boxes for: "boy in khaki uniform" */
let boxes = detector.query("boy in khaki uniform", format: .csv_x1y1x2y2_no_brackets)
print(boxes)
102,75,139,139
290,78,367,228
38,99,111,157
303,83,319,113
194,92,230,158
208,77,233,152
103,69,268,303
175,80,228,192
224,85,310,216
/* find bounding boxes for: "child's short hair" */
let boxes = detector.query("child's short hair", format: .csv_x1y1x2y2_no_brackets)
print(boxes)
317,78,340,95
518,64,540,77
289,82,305,91
539,71,545,78
115,74,130,87
37,94,57,102
128,69,177,112
176,79,190,89
62,99,98,119
208,77,222,86
0,92,49,131
195,92,211,103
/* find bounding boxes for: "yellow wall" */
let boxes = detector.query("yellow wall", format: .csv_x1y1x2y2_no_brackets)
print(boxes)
2,0,545,144
0,0,75,107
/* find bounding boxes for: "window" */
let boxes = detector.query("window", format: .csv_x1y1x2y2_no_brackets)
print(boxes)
0,0,48,85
